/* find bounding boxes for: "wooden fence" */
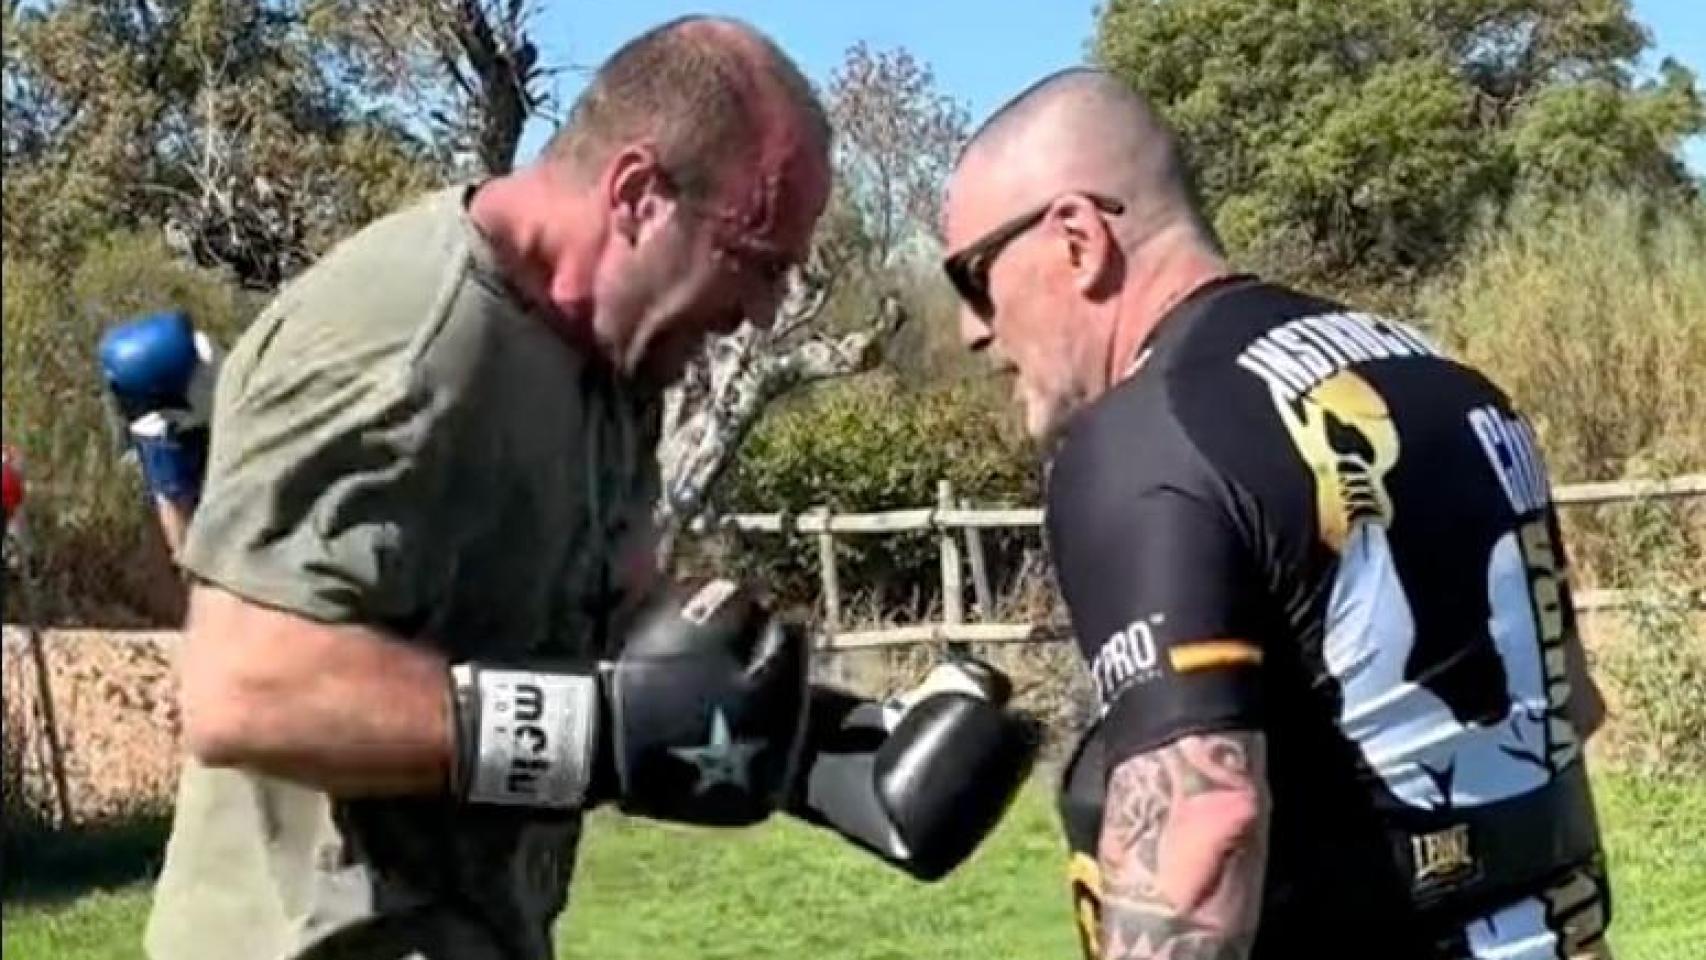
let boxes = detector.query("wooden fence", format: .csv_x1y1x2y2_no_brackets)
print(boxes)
691,473,1706,652
2,473,1702,829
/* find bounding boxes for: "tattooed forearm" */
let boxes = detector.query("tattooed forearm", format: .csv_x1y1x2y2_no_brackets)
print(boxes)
1097,731,1269,960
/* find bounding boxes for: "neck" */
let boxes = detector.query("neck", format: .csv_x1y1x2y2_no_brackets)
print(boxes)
468,167,602,351
1104,225,1232,385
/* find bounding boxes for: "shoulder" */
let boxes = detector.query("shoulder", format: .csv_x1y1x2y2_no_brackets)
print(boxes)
1043,278,1337,557
218,186,549,425
233,187,494,379
1043,371,1230,578
1047,371,1182,511
1043,279,1299,532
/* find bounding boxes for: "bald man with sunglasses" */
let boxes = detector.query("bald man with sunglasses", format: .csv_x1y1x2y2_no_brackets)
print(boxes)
941,68,1614,960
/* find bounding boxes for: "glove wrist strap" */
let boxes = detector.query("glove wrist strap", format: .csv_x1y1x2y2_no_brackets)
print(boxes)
449,663,601,810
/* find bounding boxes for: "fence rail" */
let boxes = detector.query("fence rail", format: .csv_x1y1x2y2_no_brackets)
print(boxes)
692,474,1706,537
692,473,1706,651
7,475,1696,830
6,475,1704,656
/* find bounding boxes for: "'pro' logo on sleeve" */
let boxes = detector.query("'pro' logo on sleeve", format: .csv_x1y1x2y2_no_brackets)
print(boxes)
1089,614,1163,709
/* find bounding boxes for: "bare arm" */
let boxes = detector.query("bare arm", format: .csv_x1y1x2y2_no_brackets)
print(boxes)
157,493,454,796
154,497,192,557
178,584,453,797
1098,730,1270,960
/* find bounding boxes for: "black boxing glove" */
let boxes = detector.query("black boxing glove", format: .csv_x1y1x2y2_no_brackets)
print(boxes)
600,578,813,825
789,657,1041,881
447,579,812,827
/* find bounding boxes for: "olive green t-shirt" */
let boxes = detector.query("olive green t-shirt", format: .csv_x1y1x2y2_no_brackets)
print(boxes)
147,185,660,960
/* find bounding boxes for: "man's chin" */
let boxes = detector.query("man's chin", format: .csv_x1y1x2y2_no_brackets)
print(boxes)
1027,413,1067,451
1021,393,1079,450
633,356,687,392
633,333,704,390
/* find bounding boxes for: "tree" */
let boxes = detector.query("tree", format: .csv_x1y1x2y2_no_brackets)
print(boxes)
827,42,970,266
0,0,476,287
1510,59,1704,199
305,0,561,177
1093,0,1705,291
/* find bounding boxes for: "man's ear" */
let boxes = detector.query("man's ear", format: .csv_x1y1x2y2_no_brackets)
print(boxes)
1052,196,1119,298
604,145,669,246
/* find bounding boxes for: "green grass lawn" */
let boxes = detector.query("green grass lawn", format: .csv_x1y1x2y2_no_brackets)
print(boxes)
5,772,1703,959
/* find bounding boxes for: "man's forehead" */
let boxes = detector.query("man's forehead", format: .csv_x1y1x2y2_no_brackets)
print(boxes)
943,154,1012,244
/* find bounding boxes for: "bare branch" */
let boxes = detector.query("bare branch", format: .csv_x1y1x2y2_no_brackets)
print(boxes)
772,295,908,385
769,273,834,343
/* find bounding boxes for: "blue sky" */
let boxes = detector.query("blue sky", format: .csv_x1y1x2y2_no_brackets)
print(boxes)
516,0,1705,173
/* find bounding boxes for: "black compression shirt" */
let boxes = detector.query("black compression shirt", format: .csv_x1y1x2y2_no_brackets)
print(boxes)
1047,276,1608,960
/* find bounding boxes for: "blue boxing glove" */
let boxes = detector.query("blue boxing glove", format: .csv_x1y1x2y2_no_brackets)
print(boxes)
98,310,221,506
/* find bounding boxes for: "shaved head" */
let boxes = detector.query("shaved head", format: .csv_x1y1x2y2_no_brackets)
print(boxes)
941,68,1232,445
952,68,1215,250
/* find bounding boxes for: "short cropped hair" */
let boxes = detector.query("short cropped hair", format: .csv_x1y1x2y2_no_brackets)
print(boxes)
545,16,829,199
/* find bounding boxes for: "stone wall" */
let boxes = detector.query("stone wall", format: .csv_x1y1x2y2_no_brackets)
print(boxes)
3,626,182,822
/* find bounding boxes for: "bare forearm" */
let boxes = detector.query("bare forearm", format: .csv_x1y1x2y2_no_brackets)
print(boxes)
154,497,192,557
1099,731,1269,960
181,586,454,797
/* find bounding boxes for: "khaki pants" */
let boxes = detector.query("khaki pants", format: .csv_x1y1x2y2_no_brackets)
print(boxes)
146,761,336,960
145,761,547,960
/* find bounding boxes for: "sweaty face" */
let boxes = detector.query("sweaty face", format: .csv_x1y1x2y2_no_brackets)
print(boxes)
613,116,830,390
943,170,1101,444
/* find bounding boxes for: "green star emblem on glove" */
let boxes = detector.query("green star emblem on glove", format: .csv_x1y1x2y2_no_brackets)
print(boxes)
670,707,764,795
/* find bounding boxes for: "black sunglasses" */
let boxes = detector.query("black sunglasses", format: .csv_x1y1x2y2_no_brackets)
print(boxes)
942,193,1127,320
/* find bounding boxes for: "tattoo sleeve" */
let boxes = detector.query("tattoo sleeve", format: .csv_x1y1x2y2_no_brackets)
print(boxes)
1098,730,1270,960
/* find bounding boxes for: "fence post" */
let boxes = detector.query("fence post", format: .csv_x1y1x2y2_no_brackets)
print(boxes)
816,506,840,636
960,497,994,620
10,530,75,829
938,481,965,654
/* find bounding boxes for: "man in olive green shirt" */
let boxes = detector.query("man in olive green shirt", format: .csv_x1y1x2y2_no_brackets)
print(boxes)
143,16,832,960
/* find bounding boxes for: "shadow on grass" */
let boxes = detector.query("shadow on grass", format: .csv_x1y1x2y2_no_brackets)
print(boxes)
2,808,170,905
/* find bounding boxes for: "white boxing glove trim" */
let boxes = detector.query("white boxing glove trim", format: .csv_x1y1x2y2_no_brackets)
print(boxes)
187,330,221,421
128,409,210,438
457,665,600,809
881,662,995,730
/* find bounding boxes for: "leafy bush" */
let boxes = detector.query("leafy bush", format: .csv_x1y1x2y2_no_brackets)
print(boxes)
1593,457,1706,780
717,375,1041,616
1420,188,1706,587
2,232,255,625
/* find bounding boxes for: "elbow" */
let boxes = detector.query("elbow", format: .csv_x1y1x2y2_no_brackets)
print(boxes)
1156,782,1268,917
180,671,261,767
178,614,273,768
